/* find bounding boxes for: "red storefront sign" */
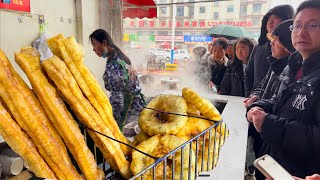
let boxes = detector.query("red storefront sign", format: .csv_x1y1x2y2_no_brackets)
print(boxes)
127,20,253,28
0,0,30,13
149,20,155,27
139,20,145,27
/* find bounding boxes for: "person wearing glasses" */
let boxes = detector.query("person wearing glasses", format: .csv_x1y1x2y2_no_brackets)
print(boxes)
247,0,320,179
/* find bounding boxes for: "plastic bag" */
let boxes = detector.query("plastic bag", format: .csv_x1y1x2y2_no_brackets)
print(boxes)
32,32,53,61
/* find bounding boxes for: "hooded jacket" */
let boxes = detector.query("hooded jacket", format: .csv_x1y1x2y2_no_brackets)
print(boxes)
248,51,320,179
244,5,294,97
258,5,295,46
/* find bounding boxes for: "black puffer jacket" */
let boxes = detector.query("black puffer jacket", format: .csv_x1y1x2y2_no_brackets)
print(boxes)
245,5,294,97
249,51,320,179
220,59,245,97
245,43,271,97
209,56,229,91
251,56,289,100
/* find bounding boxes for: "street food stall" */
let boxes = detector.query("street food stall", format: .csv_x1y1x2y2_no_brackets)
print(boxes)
0,0,249,179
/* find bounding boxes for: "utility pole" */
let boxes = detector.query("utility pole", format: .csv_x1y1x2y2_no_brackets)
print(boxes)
170,0,176,64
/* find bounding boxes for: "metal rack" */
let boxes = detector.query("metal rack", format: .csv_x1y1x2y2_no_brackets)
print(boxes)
128,120,226,180
82,119,226,180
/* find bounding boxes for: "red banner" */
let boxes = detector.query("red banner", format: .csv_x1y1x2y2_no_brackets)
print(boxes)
0,0,30,13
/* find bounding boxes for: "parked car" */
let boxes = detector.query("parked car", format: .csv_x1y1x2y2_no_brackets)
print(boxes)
174,49,190,62
148,49,171,62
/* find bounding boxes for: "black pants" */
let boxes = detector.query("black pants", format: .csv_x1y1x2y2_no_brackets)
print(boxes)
248,123,263,157
248,123,265,179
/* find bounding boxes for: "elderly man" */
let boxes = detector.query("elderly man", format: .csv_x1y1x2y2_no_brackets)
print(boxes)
247,0,320,179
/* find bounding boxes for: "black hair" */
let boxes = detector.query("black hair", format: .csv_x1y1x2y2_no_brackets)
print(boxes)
296,0,320,17
233,37,255,65
212,38,228,50
89,29,131,65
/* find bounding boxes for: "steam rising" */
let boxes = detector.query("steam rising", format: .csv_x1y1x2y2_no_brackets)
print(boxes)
125,45,214,98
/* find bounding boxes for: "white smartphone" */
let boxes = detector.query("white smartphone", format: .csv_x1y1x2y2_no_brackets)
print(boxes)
254,154,295,180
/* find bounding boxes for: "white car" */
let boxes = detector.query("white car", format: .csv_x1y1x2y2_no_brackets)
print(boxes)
148,49,171,62
174,49,190,62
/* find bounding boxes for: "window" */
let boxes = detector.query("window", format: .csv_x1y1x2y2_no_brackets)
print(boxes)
189,7,194,17
190,31,197,35
227,5,234,13
175,31,183,35
177,6,184,16
160,7,167,14
214,12,219,19
252,17,260,26
200,6,206,13
158,31,168,35
160,0,166,3
240,5,247,16
214,2,219,7
253,4,262,13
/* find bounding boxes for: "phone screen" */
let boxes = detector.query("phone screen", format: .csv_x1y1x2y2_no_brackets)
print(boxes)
257,155,295,180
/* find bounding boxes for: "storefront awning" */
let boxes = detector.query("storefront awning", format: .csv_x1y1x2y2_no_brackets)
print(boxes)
123,0,157,19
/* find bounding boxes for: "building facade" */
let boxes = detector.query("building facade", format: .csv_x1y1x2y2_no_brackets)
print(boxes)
123,0,269,49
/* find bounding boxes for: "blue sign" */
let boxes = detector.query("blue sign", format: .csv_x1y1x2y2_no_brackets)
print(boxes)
184,35,212,42
2,0,11,4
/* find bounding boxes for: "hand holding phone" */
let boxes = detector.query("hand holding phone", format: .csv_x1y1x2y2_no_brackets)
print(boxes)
254,154,295,180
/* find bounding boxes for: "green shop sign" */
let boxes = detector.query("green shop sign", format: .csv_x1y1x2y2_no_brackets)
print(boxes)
129,35,155,42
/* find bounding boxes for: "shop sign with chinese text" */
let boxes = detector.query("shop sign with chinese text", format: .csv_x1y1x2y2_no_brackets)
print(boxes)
155,36,184,42
124,19,253,28
184,35,212,42
0,0,30,12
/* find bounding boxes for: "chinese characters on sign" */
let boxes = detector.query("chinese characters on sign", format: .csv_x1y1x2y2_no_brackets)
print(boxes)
184,35,212,42
155,36,184,42
125,19,253,28
0,0,30,12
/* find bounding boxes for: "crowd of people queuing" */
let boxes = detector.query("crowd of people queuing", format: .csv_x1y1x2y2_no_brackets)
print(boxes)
192,0,320,179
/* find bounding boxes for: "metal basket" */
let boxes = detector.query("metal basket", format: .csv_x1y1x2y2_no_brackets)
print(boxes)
129,120,227,180
80,118,227,180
